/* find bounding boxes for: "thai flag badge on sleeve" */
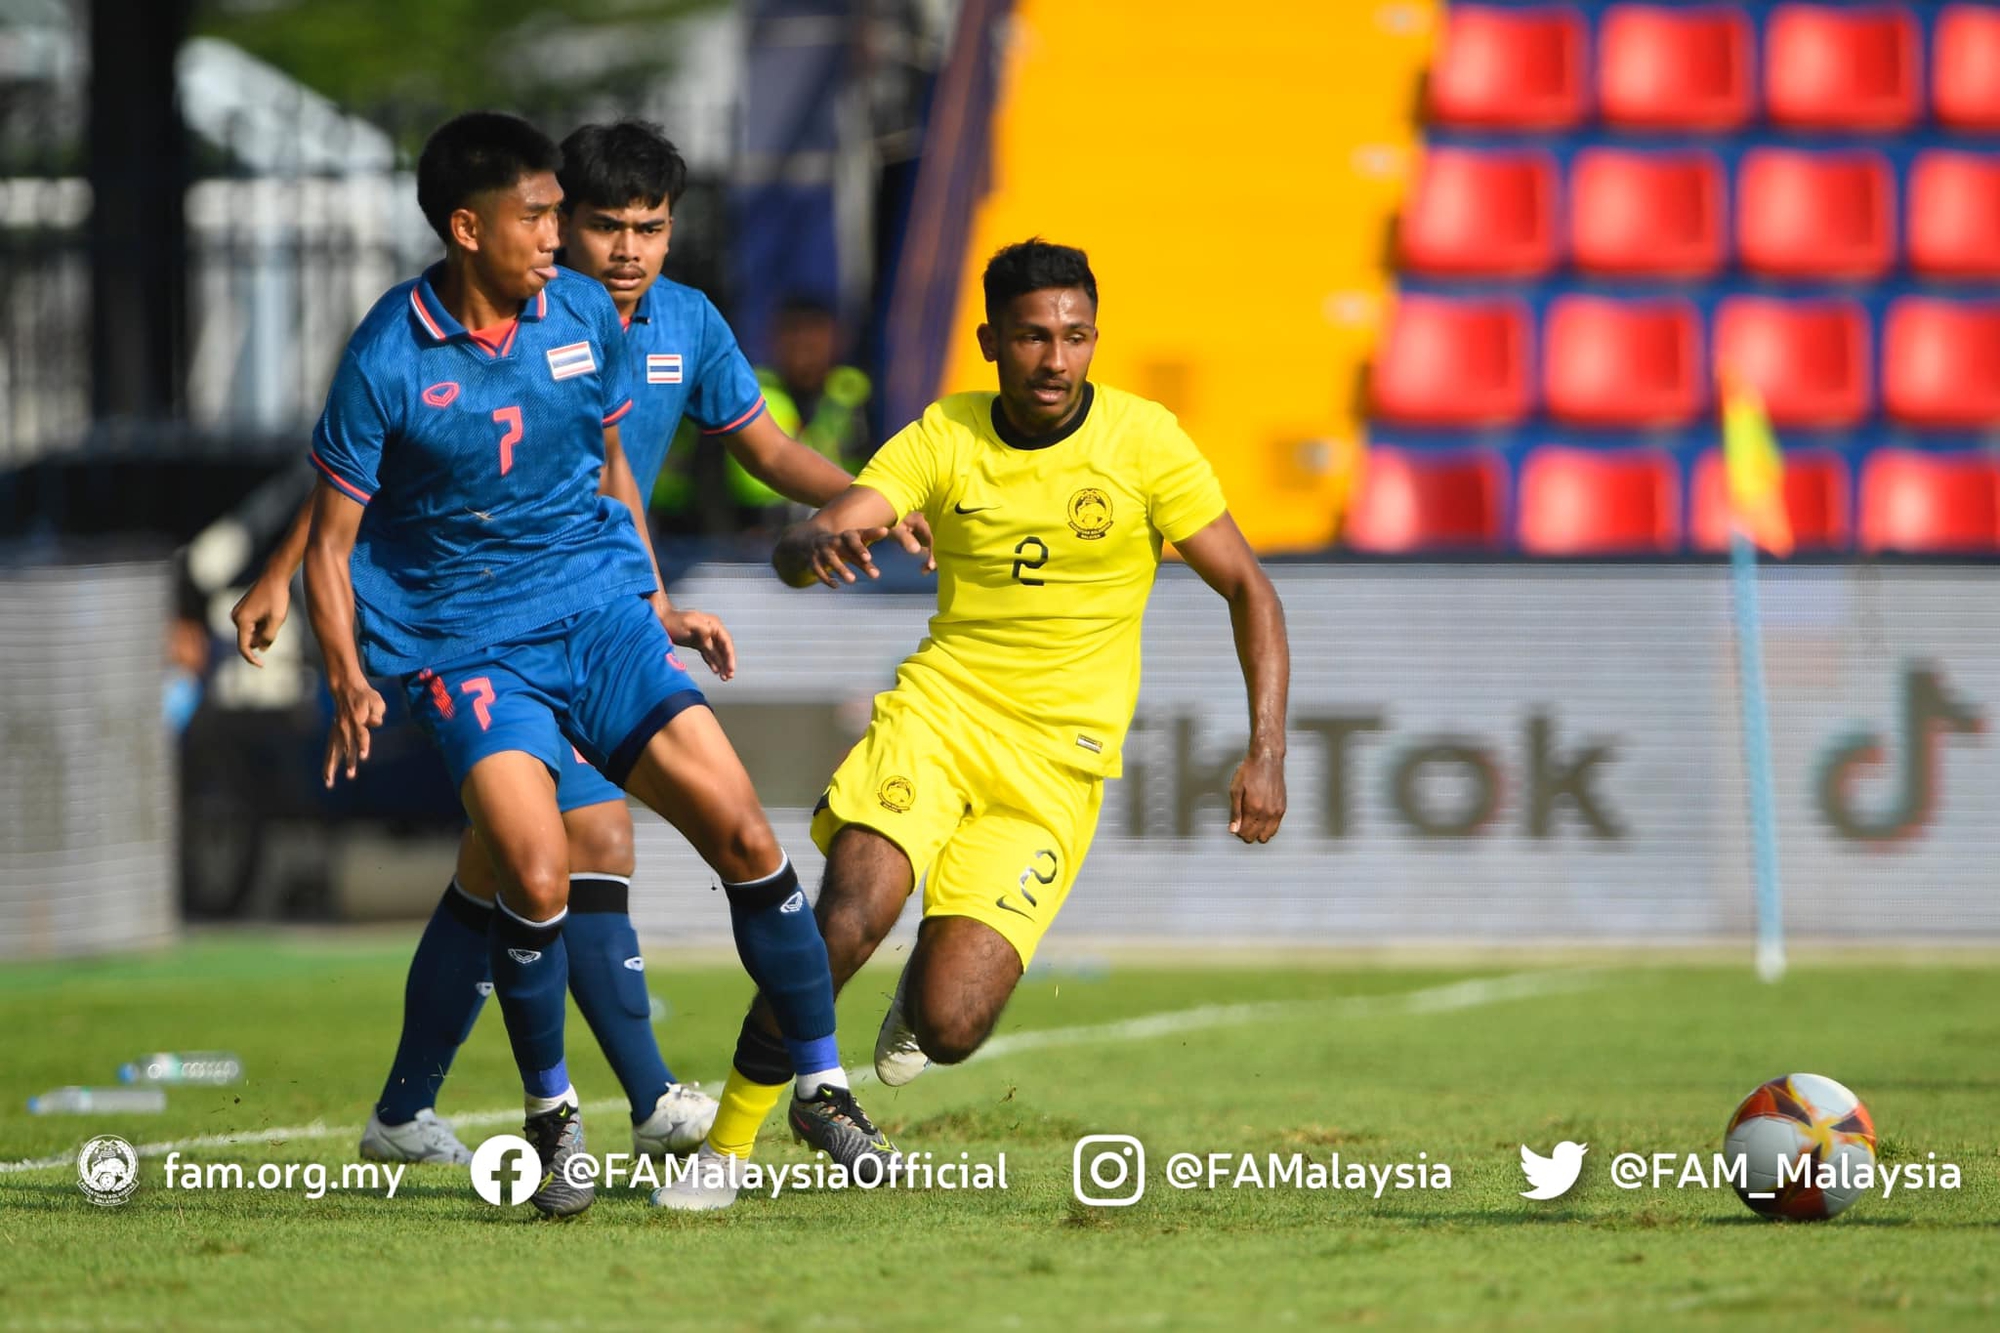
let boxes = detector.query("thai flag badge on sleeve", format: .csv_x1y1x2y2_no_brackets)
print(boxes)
646,353,684,385
546,341,598,381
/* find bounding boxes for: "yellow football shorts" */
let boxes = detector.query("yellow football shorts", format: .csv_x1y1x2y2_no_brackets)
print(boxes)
810,688,1104,967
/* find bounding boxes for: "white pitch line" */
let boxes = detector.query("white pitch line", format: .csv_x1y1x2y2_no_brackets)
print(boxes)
1,968,1597,1175
958,966,1601,1065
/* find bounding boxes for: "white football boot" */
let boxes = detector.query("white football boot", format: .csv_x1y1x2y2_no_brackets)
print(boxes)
649,1141,742,1212
873,960,932,1087
358,1108,473,1165
632,1082,719,1158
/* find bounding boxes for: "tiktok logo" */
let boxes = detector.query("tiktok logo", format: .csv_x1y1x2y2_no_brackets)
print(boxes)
1815,665,1985,843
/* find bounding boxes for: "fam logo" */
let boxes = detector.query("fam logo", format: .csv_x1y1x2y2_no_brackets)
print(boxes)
1067,488,1112,540
1815,664,1985,843
77,1135,140,1207
877,776,915,813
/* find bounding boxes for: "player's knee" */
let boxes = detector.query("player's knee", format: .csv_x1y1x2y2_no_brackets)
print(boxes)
565,807,634,878
503,856,570,920
711,815,782,884
913,1006,992,1066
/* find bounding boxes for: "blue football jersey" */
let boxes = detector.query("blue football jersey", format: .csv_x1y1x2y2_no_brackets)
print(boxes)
311,264,654,676
614,276,766,496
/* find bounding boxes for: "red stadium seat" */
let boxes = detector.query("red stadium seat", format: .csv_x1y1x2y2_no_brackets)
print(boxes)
1737,149,1895,281
1882,299,2000,429
1597,5,1755,131
1690,449,1851,552
1518,447,1681,555
1764,4,1922,132
1713,297,1871,429
1859,450,2000,553
1908,152,2000,280
1544,296,1704,427
1344,447,1507,552
1370,295,1533,427
1426,5,1587,131
1568,149,1726,279
1934,5,2000,131
1398,148,1559,279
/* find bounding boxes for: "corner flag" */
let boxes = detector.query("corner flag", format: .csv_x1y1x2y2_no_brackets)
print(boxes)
1721,376,1794,559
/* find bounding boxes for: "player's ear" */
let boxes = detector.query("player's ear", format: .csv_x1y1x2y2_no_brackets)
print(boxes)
975,322,997,363
449,206,481,254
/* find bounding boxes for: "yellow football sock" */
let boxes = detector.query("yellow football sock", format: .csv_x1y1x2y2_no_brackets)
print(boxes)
706,1068,788,1158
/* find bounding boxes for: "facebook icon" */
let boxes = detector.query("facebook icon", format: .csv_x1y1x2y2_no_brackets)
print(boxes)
471,1134,543,1207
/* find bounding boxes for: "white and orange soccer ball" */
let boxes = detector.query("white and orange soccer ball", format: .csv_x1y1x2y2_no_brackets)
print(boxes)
1723,1073,1878,1220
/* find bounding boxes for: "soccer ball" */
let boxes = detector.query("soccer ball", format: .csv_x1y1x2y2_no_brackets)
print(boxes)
1723,1073,1877,1220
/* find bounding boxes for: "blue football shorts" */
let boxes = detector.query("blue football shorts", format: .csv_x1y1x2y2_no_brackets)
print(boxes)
401,594,706,797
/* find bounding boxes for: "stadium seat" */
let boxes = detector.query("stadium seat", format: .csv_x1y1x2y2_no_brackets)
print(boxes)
1397,148,1559,279
1713,297,1871,429
1597,4,1755,131
1737,149,1895,281
1763,4,1922,133
1908,152,2000,280
1517,447,1681,555
1370,295,1533,427
1882,298,2000,429
1426,5,1587,131
1568,148,1726,279
1543,295,1704,427
1689,449,1852,552
1343,447,1507,552
1934,5,2000,131
1859,450,2000,553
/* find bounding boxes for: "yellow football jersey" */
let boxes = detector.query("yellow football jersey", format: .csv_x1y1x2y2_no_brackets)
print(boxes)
853,382,1226,778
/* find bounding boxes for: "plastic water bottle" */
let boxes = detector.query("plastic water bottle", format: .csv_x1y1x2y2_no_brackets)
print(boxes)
27,1086,167,1114
118,1052,244,1086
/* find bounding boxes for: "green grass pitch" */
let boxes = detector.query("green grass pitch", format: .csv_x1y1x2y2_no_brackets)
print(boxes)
4,936,1997,1329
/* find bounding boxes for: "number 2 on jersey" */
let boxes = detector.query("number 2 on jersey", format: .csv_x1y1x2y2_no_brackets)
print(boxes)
492,407,523,475
1011,536,1049,586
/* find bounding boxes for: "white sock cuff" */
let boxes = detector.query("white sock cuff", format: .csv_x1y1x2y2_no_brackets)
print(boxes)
722,853,792,891
496,896,569,931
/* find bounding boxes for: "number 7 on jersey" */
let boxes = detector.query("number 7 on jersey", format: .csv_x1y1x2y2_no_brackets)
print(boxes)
492,406,523,475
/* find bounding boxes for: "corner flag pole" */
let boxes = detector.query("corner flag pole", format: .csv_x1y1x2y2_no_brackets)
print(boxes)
1728,528,1785,983
1719,374,1791,984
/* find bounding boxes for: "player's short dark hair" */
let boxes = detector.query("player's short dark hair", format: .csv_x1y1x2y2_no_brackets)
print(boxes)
557,121,688,215
416,112,561,243
982,238,1097,321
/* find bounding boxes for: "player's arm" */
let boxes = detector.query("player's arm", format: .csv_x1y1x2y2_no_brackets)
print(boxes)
230,492,314,666
724,411,851,506
1174,512,1289,844
301,480,385,786
600,424,735,679
772,484,907,588
724,412,933,567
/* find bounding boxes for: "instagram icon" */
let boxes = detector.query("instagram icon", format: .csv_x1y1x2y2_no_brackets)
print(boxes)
1073,1135,1147,1207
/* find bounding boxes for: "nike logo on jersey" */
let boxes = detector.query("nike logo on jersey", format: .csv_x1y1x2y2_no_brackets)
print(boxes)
953,502,995,514
993,895,1035,920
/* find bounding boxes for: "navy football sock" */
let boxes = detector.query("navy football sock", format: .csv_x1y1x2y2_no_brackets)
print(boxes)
722,857,840,1076
565,875,676,1123
375,880,492,1125
489,898,571,1100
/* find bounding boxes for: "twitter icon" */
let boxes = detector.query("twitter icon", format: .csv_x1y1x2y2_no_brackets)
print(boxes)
1519,1142,1587,1199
